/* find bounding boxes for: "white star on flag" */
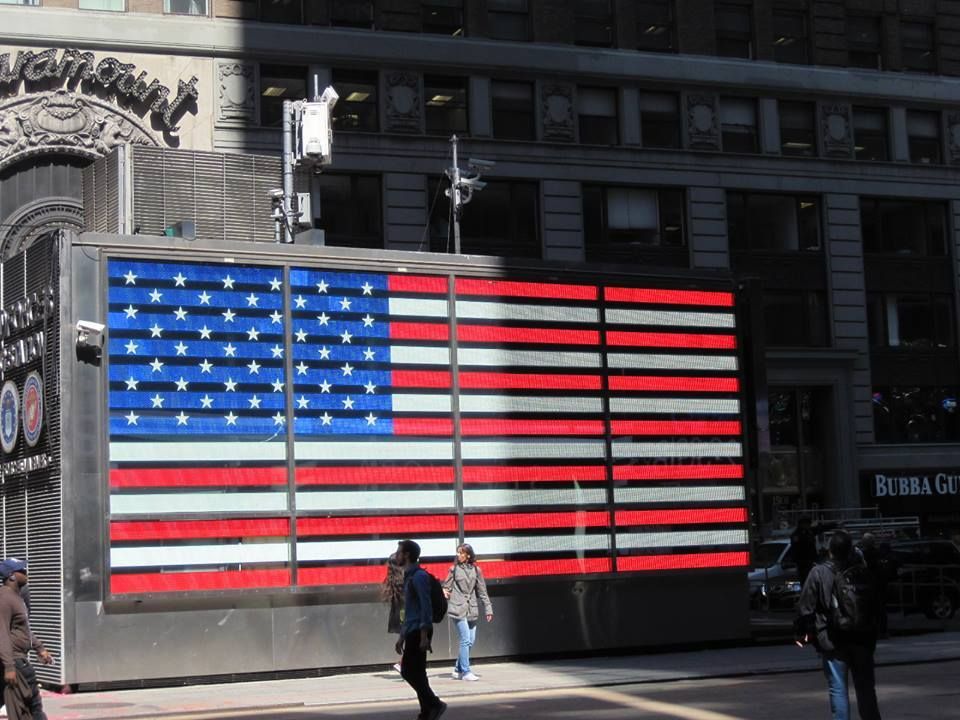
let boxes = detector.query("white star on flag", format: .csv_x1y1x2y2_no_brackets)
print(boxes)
270,277,282,291
316,279,329,293
319,379,332,393
246,293,259,307
362,315,375,328
248,395,262,409
222,275,235,289
123,271,137,285
295,329,308,342
296,395,309,409
198,291,212,305
295,362,309,376
271,311,283,324
341,363,354,377
222,308,236,322
271,345,283,358
361,282,373,295
247,327,260,341
124,305,138,319
175,412,189,426
175,377,190,391
364,381,377,394
363,347,376,361
272,412,286,426
247,360,261,374
319,346,331,359
124,340,138,355
174,341,188,356
319,412,333,426
294,295,307,309
150,324,163,338
364,413,378,426
199,359,213,373
224,378,238,391
272,379,284,392
340,330,353,344
174,307,188,320
342,396,355,410
150,358,164,372
173,273,187,287
223,343,237,357
125,411,139,425
200,394,214,408
125,377,139,390
339,297,352,311
151,394,164,408
199,325,212,339
317,312,330,326
149,289,163,303
224,411,238,425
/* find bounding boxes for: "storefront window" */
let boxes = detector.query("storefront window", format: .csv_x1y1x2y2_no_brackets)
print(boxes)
873,386,960,444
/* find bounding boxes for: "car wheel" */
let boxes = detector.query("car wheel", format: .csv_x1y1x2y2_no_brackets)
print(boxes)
923,590,958,620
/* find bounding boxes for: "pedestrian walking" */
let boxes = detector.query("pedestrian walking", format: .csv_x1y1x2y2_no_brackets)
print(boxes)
796,531,882,720
0,558,52,720
443,544,493,682
394,540,446,720
382,552,405,674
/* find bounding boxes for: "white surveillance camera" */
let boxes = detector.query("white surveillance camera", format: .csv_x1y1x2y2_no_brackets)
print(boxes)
461,177,487,190
268,188,285,200
319,86,339,109
77,320,105,339
76,321,105,364
468,158,496,169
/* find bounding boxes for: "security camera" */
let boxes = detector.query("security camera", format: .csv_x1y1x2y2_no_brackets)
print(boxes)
76,320,105,365
468,158,496,169
460,177,487,190
77,320,105,339
268,188,285,200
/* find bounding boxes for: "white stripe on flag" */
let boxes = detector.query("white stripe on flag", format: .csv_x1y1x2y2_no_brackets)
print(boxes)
297,537,455,562
608,398,741,414
458,348,603,368
613,486,745,503
607,354,738,371
604,309,736,328
390,346,452,365
110,493,289,515
295,441,454,461
110,542,290,568
456,301,599,324
463,488,608,507
295,489,456,511
388,298,449,317
109,442,286,463
611,441,742,458
616,529,749,549
392,395,453,412
459,395,603,414
461,440,607,460
462,534,610,555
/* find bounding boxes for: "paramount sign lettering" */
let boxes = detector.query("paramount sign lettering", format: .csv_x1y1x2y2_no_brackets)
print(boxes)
873,473,960,497
0,48,198,130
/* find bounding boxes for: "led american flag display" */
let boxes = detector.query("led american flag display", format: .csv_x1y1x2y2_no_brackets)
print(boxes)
107,258,748,595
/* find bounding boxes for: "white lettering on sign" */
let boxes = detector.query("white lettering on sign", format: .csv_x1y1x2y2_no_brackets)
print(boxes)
874,473,960,497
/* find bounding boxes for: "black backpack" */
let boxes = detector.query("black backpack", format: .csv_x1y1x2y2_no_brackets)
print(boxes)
830,562,878,636
421,569,448,623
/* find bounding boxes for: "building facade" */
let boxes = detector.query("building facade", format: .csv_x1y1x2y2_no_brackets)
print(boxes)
3,2,960,545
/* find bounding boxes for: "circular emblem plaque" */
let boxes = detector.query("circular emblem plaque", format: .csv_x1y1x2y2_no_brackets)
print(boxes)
0,381,19,454
22,372,43,448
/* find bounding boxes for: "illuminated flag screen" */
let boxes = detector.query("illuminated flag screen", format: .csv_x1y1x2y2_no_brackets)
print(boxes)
106,258,748,595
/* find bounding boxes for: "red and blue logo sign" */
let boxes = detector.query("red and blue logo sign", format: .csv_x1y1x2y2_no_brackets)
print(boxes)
22,372,42,448
0,381,18,454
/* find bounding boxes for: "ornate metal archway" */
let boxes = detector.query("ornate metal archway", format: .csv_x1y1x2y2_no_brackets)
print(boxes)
0,196,84,259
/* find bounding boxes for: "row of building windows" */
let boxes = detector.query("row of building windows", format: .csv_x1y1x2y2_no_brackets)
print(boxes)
0,0,205,13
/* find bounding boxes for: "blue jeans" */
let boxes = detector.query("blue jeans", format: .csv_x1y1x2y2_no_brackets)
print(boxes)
822,645,881,720
453,618,477,674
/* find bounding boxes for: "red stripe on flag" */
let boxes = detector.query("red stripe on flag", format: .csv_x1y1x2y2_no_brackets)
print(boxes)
297,515,457,536
458,325,600,345
391,370,452,388
298,562,451,587
613,464,744,481
481,558,612,579
609,420,742,436
606,331,737,349
111,569,291,594
608,376,740,393
616,552,750,572
464,511,609,531
111,519,289,541
390,322,450,341
456,278,597,301
462,465,607,483
615,508,748,526
460,372,603,390
388,275,449,294
110,467,287,488
296,466,455,485
392,418,454,435
604,287,734,307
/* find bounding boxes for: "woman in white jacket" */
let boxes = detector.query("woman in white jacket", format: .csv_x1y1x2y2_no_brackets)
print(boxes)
442,544,493,681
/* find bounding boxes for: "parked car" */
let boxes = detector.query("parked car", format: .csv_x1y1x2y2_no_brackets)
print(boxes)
886,539,960,620
749,540,801,610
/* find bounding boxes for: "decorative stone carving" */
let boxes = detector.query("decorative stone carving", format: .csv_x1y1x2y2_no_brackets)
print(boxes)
541,83,574,142
685,94,720,150
216,62,255,124
820,103,853,158
0,197,83,259
946,111,960,164
384,71,420,133
0,90,158,171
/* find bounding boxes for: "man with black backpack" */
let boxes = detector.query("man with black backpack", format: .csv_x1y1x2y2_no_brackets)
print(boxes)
796,531,882,720
394,539,447,720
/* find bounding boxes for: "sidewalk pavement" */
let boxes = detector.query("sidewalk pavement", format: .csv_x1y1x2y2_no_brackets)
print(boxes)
44,631,960,720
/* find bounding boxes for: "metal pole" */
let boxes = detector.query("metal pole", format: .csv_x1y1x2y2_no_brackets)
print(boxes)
281,100,296,244
450,134,461,255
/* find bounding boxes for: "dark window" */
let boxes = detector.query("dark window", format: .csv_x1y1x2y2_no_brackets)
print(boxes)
422,0,463,36
727,193,821,252
639,92,680,149
715,1,753,59
583,185,685,262
165,0,206,15
424,76,468,135
901,20,936,73
330,0,373,28
872,386,960,444
578,87,618,145
429,178,540,257
868,293,954,349
331,70,378,132
259,0,301,23
492,81,535,140
574,0,614,48
259,65,307,127
907,110,941,164
636,0,675,53
772,9,808,64
720,97,758,153
779,100,816,156
487,0,529,41
847,15,882,70
313,174,382,248
860,199,947,256
762,290,828,347
853,107,888,161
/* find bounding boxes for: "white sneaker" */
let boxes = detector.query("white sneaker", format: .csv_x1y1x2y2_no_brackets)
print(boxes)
451,670,462,680
393,663,402,673
461,671,479,681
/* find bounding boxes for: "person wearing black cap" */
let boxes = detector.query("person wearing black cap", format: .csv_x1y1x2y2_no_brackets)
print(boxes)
0,559,52,720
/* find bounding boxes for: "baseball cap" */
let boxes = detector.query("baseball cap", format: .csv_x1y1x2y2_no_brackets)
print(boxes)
0,558,27,580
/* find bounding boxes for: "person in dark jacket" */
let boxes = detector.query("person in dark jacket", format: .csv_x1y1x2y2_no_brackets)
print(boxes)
442,544,493,682
796,531,881,720
0,558,52,720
